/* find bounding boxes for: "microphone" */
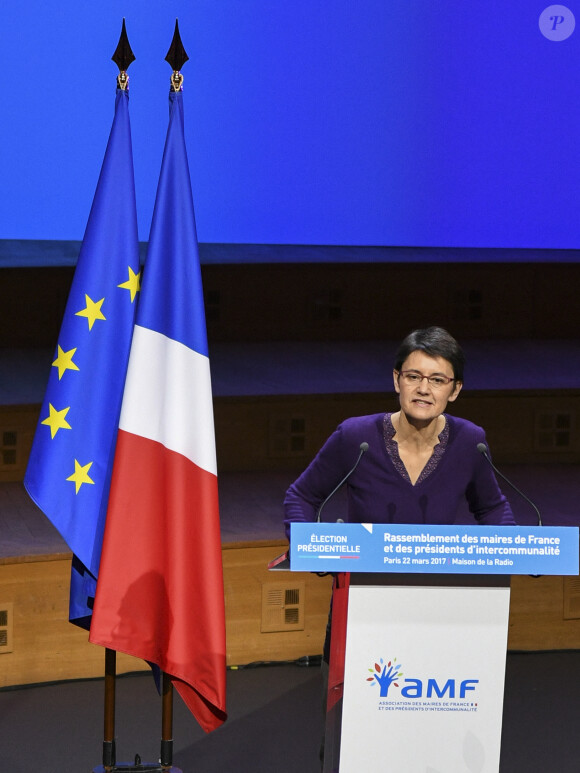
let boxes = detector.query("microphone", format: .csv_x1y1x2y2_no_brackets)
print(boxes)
269,442,369,574
316,442,369,523
476,442,542,526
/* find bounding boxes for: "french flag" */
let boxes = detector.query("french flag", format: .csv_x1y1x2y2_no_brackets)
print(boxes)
90,90,227,732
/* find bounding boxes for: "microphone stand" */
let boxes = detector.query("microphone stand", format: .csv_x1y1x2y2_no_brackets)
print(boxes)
477,443,543,526
269,443,369,572
316,442,369,523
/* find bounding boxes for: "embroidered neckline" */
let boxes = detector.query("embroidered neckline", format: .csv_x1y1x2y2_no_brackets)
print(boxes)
382,412,449,485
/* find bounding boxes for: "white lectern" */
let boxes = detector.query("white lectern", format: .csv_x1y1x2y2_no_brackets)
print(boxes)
286,522,579,773
324,573,510,773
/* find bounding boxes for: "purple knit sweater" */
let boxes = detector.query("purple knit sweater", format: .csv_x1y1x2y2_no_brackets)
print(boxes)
284,413,515,538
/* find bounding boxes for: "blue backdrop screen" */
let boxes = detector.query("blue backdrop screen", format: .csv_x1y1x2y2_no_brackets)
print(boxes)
1,1,578,250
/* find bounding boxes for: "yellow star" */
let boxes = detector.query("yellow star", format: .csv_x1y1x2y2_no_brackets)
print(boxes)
75,294,106,330
52,346,80,380
118,267,141,302
66,460,95,494
41,404,72,439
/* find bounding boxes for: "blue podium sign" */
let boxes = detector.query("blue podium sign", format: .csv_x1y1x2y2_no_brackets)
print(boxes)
290,523,579,575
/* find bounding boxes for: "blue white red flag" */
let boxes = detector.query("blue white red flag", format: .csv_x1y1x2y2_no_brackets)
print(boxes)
24,89,140,627
90,90,227,733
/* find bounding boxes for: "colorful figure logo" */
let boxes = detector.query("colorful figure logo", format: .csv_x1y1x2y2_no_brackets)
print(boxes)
367,658,403,697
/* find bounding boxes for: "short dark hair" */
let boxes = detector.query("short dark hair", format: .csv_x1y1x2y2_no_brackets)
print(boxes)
394,327,465,382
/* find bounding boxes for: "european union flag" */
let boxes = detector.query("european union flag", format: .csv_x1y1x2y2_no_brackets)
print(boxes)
24,88,140,627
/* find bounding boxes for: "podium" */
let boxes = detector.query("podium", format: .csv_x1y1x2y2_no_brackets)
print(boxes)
288,522,579,773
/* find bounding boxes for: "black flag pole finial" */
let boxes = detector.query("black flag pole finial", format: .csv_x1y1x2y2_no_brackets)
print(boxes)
111,18,136,91
165,19,189,92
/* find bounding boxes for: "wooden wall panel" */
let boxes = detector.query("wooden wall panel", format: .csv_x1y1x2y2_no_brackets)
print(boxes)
0,557,146,688
0,406,39,482
0,545,332,687
1,545,579,689
222,542,332,666
2,261,580,347
213,391,580,472
2,392,580,485
508,575,580,651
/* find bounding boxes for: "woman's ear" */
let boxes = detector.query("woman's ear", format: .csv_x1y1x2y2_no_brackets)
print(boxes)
448,380,463,403
393,369,400,394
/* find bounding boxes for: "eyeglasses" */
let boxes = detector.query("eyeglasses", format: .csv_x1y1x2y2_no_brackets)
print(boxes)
397,370,455,389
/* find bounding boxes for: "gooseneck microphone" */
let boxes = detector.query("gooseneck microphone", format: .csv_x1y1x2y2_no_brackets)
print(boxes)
316,442,369,523
269,442,369,572
476,442,543,526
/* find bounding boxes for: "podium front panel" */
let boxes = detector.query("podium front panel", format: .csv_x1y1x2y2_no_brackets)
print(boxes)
338,575,510,773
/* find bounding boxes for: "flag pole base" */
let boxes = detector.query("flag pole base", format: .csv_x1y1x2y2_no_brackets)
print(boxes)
93,766,182,772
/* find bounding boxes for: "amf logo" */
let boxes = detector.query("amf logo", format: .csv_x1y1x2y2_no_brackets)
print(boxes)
367,657,479,701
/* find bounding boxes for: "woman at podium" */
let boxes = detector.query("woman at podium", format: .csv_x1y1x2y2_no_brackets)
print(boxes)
283,326,516,769
284,326,515,532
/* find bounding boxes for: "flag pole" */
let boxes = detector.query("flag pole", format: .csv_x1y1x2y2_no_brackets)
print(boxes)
100,21,130,773
157,26,187,767
103,648,117,770
160,673,174,768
